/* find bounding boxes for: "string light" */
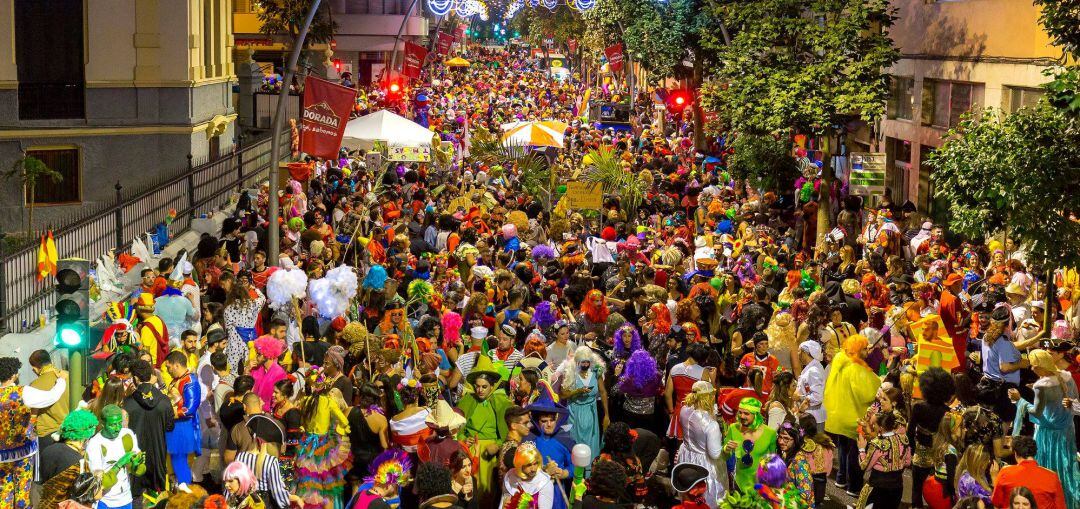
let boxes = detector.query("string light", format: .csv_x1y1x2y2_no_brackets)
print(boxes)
427,0,454,16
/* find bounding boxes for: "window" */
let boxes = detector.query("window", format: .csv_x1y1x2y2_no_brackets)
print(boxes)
15,0,85,120
921,79,982,128
1003,86,1045,113
25,148,81,205
887,76,914,120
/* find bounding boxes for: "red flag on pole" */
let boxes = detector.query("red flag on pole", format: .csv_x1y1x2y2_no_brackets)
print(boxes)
436,32,456,56
402,41,428,79
567,39,578,55
299,76,357,160
455,25,466,39
605,44,625,73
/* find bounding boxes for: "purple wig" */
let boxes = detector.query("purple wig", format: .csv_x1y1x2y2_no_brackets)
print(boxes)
531,244,557,260
613,324,642,360
531,301,558,329
755,454,788,489
616,350,662,397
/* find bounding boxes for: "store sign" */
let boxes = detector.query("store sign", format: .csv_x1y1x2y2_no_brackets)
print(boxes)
848,152,887,196
605,44,624,73
300,76,357,160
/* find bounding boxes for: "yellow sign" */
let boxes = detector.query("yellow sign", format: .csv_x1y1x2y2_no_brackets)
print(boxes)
387,146,431,162
563,181,602,210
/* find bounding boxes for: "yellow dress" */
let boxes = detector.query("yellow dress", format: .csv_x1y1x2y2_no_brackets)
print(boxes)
295,390,352,509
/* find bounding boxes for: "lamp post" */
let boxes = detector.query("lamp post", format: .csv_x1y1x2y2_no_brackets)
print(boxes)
268,0,324,264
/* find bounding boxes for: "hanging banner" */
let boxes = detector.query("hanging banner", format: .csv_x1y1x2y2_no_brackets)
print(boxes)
402,41,428,79
567,39,578,54
436,32,456,56
299,76,357,160
605,44,625,73
455,25,467,40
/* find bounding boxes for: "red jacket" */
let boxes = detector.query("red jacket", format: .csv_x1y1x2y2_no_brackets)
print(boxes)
990,460,1066,509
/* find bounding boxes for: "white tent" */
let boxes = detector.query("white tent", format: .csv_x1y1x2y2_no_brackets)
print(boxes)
342,110,434,150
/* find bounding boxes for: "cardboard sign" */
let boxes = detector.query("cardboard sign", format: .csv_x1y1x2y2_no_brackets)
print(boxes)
605,44,624,73
299,76,357,160
848,152,887,196
563,181,603,210
387,146,431,162
402,41,428,79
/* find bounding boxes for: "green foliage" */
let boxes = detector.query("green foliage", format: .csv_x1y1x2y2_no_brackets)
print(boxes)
727,133,799,191
717,490,770,509
582,147,645,217
256,0,336,46
1043,66,1080,116
466,128,554,206
1032,0,1080,58
581,0,715,79
4,154,63,236
927,105,1080,269
699,0,899,135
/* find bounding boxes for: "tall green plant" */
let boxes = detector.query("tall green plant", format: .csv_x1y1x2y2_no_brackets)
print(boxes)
727,133,799,191
257,0,337,47
581,147,645,218
4,154,63,237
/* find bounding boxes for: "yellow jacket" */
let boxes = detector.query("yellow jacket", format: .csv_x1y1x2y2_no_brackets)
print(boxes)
823,352,880,439
303,390,350,435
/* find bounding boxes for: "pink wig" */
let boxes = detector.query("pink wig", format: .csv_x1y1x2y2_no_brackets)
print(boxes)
441,311,463,348
502,223,518,240
253,335,285,360
223,461,256,496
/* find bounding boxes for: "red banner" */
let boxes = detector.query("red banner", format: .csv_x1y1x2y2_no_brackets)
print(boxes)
567,39,578,55
436,32,455,56
299,76,357,160
455,25,467,40
402,41,428,79
605,44,625,73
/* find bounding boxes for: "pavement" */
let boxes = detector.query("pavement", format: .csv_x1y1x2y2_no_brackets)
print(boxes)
822,469,913,509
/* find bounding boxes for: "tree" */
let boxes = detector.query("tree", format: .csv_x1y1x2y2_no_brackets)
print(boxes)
257,0,337,48
699,0,899,244
1033,0,1080,117
4,154,63,237
726,133,800,191
927,105,1080,327
582,146,648,218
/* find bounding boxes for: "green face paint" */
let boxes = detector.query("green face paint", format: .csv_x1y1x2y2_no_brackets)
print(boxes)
102,412,123,440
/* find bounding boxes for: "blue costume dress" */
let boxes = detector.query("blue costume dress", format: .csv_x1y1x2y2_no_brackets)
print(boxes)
165,372,201,485
567,372,601,464
1014,372,1080,509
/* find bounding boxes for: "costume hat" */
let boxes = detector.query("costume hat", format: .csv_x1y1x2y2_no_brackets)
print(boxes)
465,353,502,387
526,379,568,428
425,399,466,431
671,463,709,493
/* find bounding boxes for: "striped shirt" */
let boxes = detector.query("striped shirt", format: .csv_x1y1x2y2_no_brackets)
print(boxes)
235,451,290,509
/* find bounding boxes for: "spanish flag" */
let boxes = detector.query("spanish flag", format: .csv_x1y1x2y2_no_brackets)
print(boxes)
37,231,58,281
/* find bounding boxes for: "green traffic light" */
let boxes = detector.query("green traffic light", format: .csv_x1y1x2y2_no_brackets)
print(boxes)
57,324,84,348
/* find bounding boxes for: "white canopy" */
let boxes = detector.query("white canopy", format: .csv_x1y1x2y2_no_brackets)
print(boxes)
342,110,434,150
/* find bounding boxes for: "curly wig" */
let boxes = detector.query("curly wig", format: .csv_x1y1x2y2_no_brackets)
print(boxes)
602,421,635,455
648,302,672,335
587,460,628,501
613,324,643,360
917,367,956,406
616,349,663,397
60,409,100,442
0,357,20,382
579,289,610,325
531,301,559,329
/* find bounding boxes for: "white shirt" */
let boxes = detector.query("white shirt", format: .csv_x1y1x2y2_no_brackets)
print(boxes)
22,378,67,408
797,359,826,424
86,429,141,506
502,469,554,509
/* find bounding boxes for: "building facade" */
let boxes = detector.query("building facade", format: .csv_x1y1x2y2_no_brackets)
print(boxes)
232,0,429,86
0,0,236,234
881,0,1060,219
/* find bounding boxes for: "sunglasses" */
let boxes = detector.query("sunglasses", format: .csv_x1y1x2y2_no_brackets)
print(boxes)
740,439,754,466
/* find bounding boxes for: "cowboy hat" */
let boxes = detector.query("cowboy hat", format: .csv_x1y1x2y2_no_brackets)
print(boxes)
426,399,466,431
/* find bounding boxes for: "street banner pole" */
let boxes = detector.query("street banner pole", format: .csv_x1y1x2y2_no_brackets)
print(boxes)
268,0,323,264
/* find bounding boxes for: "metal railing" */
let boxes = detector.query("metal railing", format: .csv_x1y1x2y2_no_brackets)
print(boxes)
0,132,289,333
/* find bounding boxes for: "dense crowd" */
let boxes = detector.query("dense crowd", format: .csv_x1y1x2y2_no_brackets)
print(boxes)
3,43,1079,509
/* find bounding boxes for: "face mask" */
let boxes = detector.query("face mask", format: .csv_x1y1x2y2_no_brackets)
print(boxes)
102,414,123,440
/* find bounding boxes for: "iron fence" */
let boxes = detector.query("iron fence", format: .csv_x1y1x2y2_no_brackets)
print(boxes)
0,132,288,333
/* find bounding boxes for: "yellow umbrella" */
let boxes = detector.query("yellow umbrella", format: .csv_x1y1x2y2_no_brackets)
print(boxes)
445,57,471,67
500,120,569,148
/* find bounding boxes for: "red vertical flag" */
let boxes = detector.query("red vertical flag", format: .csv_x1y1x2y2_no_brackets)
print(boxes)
402,41,428,79
605,44,625,73
567,39,578,55
299,76,357,160
436,32,455,56
455,25,467,40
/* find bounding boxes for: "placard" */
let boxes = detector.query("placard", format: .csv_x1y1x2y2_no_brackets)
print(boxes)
848,152,887,196
387,146,432,162
605,44,624,73
563,181,602,209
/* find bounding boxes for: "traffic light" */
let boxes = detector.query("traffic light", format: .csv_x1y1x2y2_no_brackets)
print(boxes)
667,89,692,114
54,258,90,350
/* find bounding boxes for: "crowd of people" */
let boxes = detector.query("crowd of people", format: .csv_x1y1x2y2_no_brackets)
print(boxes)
3,43,1080,509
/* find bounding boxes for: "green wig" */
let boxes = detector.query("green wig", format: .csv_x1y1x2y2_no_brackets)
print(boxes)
60,409,100,441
